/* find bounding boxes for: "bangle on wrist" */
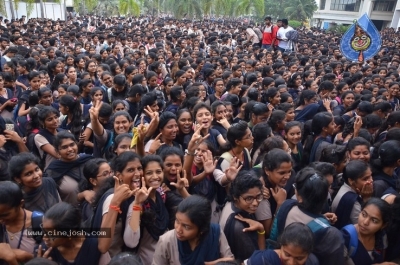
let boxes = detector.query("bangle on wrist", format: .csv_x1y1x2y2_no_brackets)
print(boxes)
185,150,195,156
109,205,122,214
257,230,266,235
132,205,142,212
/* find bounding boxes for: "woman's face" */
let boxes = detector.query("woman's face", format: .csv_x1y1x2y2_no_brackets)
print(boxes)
115,138,134,156
119,159,143,190
234,187,262,214
353,83,364,94
0,204,21,225
225,105,233,120
295,75,302,87
149,76,158,88
3,64,13,74
43,112,59,130
194,142,209,165
163,154,182,183
59,104,68,115
177,74,187,85
270,92,281,106
114,103,126,112
348,145,370,162
343,93,355,107
177,112,193,135
280,244,309,265
324,119,336,136
144,161,163,189
161,119,179,141
102,74,113,87
17,162,43,191
58,87,67,97
66,57,74,66
30,76,41,90
214,105,227,121
348,168,373,195
40,91,53,106
92,90,103,102
113,115,132,134
357,204,385,236
165,81,174,94
237,128,254,149
94,163,114,188
87,62,97,73
174,211,199,242
114,66,122,75
389,84,400,97
57,138,78,162
265,162,292,188
285,126,302,146
285,108,295,122
149,101,160,113
78,59,85,68
195,107,212,129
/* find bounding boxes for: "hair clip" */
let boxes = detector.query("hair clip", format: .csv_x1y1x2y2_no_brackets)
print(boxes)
309,173,320,182
73,96,77,101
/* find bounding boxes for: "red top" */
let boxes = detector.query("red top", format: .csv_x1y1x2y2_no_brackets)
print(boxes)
262,25,279,46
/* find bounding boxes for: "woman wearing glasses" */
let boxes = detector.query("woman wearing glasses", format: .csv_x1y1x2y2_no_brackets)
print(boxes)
219,170,265,262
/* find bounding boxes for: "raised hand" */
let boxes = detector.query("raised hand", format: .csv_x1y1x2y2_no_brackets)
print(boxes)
170,169,189,190
89,100,103,121
149,133,164,154
217,117,230,129
235,214,264,233
37,244,52,260
323,212,337,225
225,157,243,182
111,176,134,206
134,177,153,204
354,116,363,132
270,186,287,206
202,150,217,174
359,180,373,199
187,124,209,153
137,116,147,141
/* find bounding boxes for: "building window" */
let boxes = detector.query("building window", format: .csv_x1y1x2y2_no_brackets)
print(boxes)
373,1,395,12
320,0,326,10
330,0,361,12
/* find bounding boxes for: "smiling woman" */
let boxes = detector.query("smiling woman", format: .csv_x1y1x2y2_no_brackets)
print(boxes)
44,131,93,206
219,170,265,262
9,153,60,213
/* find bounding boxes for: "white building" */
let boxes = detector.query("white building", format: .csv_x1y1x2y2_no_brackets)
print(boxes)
312,0,397,30
2,0,71,21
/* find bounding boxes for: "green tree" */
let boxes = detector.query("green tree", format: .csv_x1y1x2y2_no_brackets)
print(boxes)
119,0,141,16
234,0,264,18
284,0,317,22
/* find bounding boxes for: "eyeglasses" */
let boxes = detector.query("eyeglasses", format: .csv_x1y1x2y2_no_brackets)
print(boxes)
98,170,114,178
240,194,263,204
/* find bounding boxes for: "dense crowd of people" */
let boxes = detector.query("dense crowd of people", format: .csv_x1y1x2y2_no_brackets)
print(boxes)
0,13,399,265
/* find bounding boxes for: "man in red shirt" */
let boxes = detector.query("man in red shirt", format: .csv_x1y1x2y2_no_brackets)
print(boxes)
262,16,279,50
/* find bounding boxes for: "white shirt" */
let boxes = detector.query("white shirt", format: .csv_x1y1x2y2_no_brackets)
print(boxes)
277,26,293,49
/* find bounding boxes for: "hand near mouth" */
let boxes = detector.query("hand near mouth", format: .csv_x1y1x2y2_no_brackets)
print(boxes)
134,177,154,205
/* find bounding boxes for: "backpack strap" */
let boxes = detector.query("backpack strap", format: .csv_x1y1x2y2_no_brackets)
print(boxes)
31,211,44,245
342,224,359,258
107,88,112,103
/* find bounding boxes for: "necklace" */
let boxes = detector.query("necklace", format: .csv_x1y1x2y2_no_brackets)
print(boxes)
231,148,244,162
4,209,26,249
